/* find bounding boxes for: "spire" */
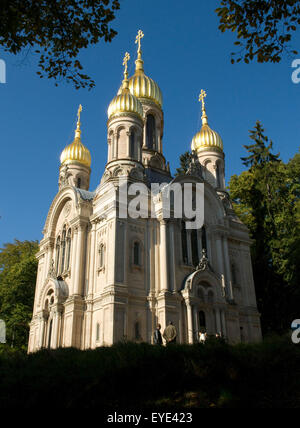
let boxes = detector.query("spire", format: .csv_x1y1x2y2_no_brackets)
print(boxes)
75,104,82,139
199,89,208,125
121,52,130,93
135,29,144,73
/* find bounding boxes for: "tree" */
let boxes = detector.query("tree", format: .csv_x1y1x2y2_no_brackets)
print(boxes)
0,240,38,350
0,0,120,89
229,122,300,333
174,151,193,177
216,0,300,64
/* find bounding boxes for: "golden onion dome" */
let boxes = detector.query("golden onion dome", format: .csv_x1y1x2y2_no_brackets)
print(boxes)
191,90,223,152
118,30,163,108
60,105,91,168
108,52,143,120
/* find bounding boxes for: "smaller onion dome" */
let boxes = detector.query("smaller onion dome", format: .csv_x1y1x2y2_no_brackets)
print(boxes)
60,105,91,168
191,90,223,152
108,52,143,120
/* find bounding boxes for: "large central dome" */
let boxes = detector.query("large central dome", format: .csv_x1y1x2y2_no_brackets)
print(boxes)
118,31,162,108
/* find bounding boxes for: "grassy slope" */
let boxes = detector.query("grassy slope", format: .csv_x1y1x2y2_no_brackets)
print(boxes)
0,337,299,408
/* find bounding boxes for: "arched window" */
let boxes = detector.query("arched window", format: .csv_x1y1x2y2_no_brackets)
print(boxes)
133,242,140,266
181,221,188,264
129,130,135,159
77,177,81,189
66,229,71,270
191,229,199,266
99,244,105,269
55,237,61,274
198,311,206,330
146,114,156,149
61,226,66,272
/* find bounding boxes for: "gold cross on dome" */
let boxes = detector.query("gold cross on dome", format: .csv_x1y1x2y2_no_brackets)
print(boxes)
77,104,82,123
123,52,130,76
135,29,144,52
199,89,207,109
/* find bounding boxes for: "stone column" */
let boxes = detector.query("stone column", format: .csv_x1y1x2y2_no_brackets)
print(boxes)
88,222,97,295
186,300,194,344
74,224,85,295
159,220,169,292
222,236,234,300
50,309,60,349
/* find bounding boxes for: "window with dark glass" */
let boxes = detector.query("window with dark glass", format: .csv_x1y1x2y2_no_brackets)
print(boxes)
191,229,199,266
198,311,206,329
55,237,60,274
181,221,188,264
61,226,66,272
216,164,221,188
133,242,140,265
99,244,105,268
135,321,140,340
201,226,207,252
66,229,71,270
146,114,156,149
130,130,135,158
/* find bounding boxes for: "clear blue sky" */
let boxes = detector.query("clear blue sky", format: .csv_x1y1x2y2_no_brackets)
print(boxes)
1,0,299,248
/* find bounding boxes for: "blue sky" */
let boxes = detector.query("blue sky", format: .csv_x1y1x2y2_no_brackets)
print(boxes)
0,0,299,248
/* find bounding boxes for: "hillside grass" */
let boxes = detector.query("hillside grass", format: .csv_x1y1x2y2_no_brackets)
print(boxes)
0,336,299,408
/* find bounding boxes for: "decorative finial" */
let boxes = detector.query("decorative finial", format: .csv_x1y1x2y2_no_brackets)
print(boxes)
199,90,207,110
199,89,208,125
123,52,130,80
75,104,82,138
135,29,144,53
135,29,144,73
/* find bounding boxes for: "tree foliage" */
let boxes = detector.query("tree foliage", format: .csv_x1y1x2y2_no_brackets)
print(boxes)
0,240,38,350
0,0,120,89
216,0,300,64
174,151,193,177
229,121,300,333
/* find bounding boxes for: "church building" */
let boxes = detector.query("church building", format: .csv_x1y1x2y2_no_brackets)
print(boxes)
28,31,262,352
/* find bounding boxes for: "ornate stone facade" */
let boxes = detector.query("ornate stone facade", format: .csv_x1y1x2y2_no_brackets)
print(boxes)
28,34,261,352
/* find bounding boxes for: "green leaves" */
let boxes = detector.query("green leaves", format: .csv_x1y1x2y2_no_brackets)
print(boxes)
0,0,120,89
0,240,38,350
228,123,300,334
174,151,194,177
216,0,300,64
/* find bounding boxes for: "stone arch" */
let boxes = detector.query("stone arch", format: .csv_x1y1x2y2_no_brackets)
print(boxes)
43,187,79,236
